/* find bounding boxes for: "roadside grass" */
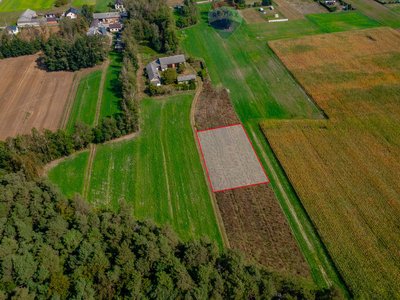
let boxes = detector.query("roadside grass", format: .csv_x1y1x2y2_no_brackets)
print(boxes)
182,3,347,293
266,27,400,299
47,151,90,199
345,0,400,27
244,19,324,40
87,94,223,245
66,69,103,134
72,0,96,6
0,0,54,12
307,11,381,33
100,52,123,120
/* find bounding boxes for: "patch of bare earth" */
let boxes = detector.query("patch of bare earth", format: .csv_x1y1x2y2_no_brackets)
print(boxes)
273,0,326,19
0,53,75,141
194,80,310,277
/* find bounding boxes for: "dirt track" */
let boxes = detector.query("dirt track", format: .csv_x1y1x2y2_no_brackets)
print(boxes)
0,54,75,141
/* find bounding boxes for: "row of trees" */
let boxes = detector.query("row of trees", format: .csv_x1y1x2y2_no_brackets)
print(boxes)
0,172,346,299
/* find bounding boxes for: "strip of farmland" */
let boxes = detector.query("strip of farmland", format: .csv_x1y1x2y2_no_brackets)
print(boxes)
48,93,223,245
183,4,346,291
265,27,400,299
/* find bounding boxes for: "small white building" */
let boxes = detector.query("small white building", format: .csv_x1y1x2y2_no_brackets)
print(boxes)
6,26,19,35
259,7,264,11
275,13,279,18
65,8,78,19
270,5,274,10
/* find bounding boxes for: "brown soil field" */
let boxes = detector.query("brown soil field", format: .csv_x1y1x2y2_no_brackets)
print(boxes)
240,8,269,24
194,80,310,277
0,54,75,141
265,27,400,298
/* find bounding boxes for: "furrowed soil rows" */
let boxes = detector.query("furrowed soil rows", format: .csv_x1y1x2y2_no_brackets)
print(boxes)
194,82,311,277
0,54,75,141
266,27,400,299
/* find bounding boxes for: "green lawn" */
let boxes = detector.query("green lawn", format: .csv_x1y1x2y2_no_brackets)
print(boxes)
47,152,90,199
49,94,223,246
345,0,400,27
0,0,54,12
72,0,96,6
181,4,348,293
95,0,110,12
66,70,103,134
307,11,382,33
244,19,324,40
100,52,123,120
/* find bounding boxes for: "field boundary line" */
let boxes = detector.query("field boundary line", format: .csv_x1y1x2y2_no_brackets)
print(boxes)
190,78,230,248
95,58,110,126
60,72,82,130
83,144,98,199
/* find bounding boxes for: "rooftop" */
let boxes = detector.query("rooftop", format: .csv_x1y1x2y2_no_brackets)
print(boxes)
93,12,121,19
159,55,185,66
178,75,196,82
109,23,122,29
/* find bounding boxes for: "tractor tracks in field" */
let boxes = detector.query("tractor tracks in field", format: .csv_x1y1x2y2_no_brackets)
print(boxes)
190,78,230,248
60,72,83,130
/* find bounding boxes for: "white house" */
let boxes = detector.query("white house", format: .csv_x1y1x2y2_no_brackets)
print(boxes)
109,23,122,32
65,8,78,19
6,26,19,35
114,0,124,10
259,7,264,11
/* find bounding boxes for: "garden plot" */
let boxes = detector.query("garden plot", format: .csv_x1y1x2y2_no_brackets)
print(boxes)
197,124,268,192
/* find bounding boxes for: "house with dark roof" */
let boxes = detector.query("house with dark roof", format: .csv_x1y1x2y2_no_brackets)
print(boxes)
93,12,121,23
177,75,196,84
109,23,122,32
6,26,19,35
47,17,57,24
65,7,78,19
146,62,162,86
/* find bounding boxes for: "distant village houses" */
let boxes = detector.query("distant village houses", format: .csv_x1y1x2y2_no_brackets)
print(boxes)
6,26,19,35
65,7,78,19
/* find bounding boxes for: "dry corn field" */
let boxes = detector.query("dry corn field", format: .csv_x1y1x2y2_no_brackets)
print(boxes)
263,27,400,299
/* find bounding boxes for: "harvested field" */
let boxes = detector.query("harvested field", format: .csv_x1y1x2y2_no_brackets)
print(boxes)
0,54,75,141
197,124,269,192
194,83,310,276
266,27,400,299
273,0,327,20
240,8,269,24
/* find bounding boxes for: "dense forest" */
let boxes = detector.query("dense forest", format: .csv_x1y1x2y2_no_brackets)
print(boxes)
0,173,345,299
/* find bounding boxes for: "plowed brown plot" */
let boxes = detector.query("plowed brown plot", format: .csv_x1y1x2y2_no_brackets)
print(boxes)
195,81,310,276
0,54,75,141
265,27,400,299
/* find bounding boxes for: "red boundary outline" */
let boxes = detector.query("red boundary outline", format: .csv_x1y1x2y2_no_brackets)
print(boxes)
196,123,270,193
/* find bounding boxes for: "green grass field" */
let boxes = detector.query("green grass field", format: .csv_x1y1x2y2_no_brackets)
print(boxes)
182,4,348,293
95,0,110,12
47,152,90,199
387,4,400,15
66,70,103,134
244,19,324,40
345,0,400,27
72,0,96,6
307,11,381,33
0,0,54,12
49,94,223,245
100,52,123,120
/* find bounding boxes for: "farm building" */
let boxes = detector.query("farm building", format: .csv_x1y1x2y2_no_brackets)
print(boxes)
146,55,186,85
47,17,57,24
17,9,44,27
45,12,55,18
178,75,196,83
146,62,162,86
114,0,125,10
65,8,78,19
325,0,336,4
259,7,264,11
93,12,121,23
87,26,107,36
6,26,19,35
109,23,122,32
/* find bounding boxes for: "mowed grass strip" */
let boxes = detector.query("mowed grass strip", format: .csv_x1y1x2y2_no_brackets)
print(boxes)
73,0,96,6
182,4,347,292
66,69,103,134
307,11,381,33
0,0,54,12
266,27,400,299
47,151,90,199
85,94,223,245
100,52,123,120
